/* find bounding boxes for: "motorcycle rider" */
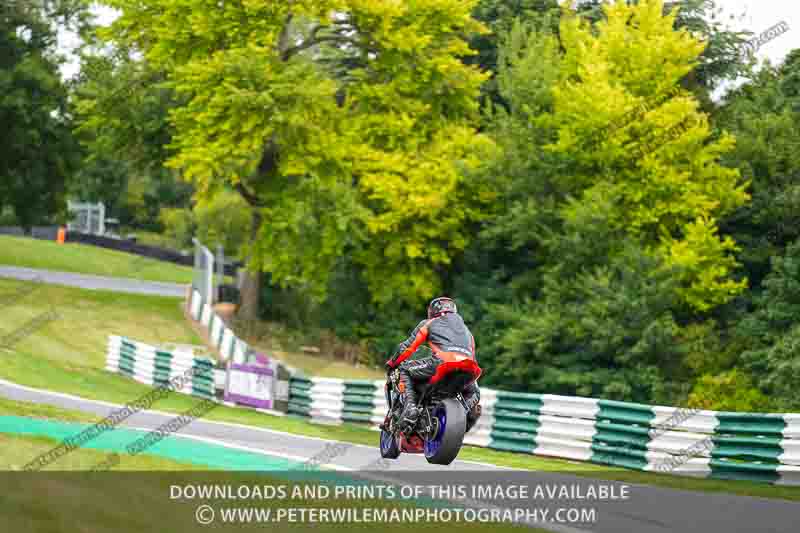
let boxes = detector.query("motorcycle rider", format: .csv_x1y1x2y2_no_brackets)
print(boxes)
385,297,482,433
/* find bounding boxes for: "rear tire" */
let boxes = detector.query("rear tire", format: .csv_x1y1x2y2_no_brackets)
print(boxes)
380,428,401,459
424,398,466,465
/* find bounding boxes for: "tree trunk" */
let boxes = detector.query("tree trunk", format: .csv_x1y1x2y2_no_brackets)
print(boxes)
237,209,263,321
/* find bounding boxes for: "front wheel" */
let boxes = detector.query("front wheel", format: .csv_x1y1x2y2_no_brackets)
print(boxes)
424,398,466,465
380,427,401,459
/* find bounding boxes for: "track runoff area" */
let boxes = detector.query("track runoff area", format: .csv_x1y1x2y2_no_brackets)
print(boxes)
2,379,798,533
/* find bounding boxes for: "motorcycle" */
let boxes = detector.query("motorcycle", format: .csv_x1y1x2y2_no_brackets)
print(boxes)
379,354,482,465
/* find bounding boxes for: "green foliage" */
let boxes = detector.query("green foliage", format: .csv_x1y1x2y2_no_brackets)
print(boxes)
543,0,749,311
158,208,194,251
669,0,752,93
466,0,560,105
73,46,192,231
0,0,83,228
715,52,800,290
97,0,494,307
477,18,563,291
492,243,686,402
69,156,130,209
68,0,800,411
710,50,800,410
74,53,175,174
453,0,754,404
738,239,800,410
260,260,420,366
687,370,773,412
680,320,737,377
194,190,251,256
661,217,746,312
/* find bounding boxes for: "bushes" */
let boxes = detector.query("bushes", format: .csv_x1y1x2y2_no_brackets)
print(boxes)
738,239,800,410
258,261,421,368
687,370,773,412
157,189,250,255
158,208,194,250
194,190,250,255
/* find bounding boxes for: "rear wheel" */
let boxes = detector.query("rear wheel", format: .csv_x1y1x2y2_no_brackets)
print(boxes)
424,398,466,465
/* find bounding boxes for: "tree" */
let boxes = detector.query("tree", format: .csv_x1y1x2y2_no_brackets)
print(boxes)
739,239,800,410
494,239,688,402
466,0,560,106
0,0,84,229
455,0,750,401
566,2,752,100
72,43,193,233
666,0,752,94
96,0,495,318
545,0,749,311
714,52,800,291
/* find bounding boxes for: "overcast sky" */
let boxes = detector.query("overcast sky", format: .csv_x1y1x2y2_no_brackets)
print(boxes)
59,1,800,86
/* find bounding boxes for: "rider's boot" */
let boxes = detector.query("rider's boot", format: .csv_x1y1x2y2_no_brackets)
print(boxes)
397,370,419,432
466,404,482,433
463,384,481,433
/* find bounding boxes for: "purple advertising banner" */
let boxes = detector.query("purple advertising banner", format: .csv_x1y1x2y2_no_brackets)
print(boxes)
224,363,274,409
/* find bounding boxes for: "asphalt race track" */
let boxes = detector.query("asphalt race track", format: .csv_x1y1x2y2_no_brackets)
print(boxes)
0,266,186,298
0,378,797,533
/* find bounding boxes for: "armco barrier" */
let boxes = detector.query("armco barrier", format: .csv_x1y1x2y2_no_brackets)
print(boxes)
105,335,216,400
188,288,255,363
285,377,800,485
186,288,290,412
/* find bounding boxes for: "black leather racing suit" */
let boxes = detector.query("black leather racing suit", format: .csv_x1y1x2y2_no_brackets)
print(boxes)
385,312,481,431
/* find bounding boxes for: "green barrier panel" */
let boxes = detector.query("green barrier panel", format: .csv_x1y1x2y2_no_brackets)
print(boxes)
343,380,378,422
345,379,379,389
343,403,374,415
119,345,137,356
709,458,781,484
118,352,135,377
596,399,656,426
288,403,312,417
342,413,373,424
711,435,784,463
121,339,137,353
715,413,787,437
590,443,649,470
593,421,651,449
289,377,312,393
591,401,654,467
288,375,314,417
489,391,542,454
288,394,312,407
494,391,543,412
491,415,539,434
488,428,538,454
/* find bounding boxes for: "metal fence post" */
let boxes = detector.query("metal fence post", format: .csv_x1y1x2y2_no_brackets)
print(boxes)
193,238,215,306
216,244,225,301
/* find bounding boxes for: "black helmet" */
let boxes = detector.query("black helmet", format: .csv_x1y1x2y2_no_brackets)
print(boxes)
427,297,457,319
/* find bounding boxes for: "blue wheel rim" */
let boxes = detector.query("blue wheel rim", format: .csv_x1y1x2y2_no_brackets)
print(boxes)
380,429,396,454
424,405,447,458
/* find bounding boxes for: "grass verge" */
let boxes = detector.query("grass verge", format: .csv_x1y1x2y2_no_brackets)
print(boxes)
0,397,99,423
0,234,194,284
0,432,208,471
